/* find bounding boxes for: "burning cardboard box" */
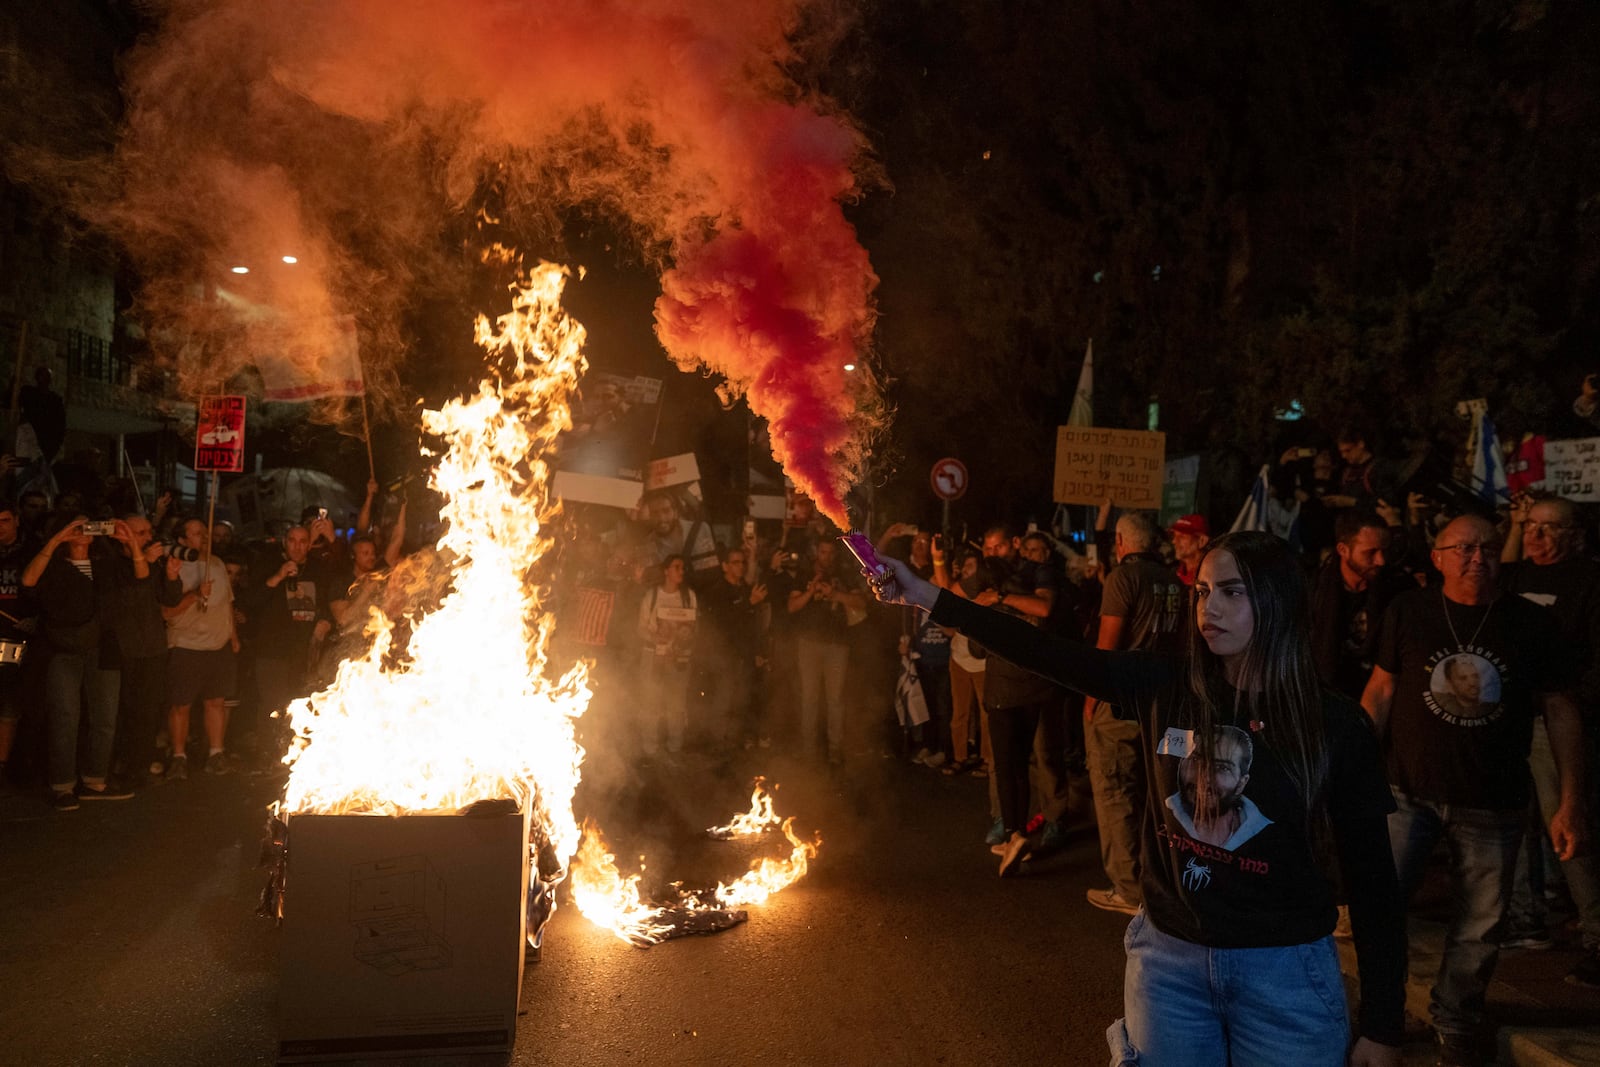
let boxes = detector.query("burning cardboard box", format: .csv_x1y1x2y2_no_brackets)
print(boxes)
277,806,530,1062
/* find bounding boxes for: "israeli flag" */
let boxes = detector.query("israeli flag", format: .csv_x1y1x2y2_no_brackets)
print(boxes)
1471,412,1511,504
1230,465,1271,533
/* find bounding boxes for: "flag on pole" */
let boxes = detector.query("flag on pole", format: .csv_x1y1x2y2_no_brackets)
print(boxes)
1068,339,1094,427
1230,465,1271,533
259,315,365,401
1471,414,1510,505
1457,398,1510,504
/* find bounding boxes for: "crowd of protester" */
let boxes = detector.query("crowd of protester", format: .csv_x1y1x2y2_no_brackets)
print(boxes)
7,386,1600,1066
551,413,1600,1067
0,472,406,810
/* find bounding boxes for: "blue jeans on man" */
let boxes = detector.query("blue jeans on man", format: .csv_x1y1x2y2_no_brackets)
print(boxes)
46,647,121,793
1389,788,1523,1037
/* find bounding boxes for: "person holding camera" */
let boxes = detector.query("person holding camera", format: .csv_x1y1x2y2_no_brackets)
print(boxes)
787,539,867,765
22,513,158,809
109,513,184,785
161,518,240,779
251,524,333,759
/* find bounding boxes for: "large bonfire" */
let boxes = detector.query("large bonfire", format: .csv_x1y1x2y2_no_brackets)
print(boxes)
274,264,817,945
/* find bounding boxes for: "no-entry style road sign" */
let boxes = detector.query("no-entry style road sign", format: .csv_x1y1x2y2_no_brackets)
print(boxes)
930,457,968,501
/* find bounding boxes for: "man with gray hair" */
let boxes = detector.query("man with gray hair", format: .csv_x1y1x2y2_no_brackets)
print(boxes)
1499,492,1600,987
1083,509,1184,915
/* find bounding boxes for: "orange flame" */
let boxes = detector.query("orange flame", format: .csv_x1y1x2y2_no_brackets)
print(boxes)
573,781,821,946
274,263,820,944
276,262,590,870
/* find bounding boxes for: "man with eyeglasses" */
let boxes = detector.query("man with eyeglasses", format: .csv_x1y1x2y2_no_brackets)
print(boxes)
1362,514,1590,1067
1499,492,1600,989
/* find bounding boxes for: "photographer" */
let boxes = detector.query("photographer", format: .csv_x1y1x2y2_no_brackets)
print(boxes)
251,525,333,757
787,539,867,764
110,514,184,785
22,513,155,809
161,518,240,779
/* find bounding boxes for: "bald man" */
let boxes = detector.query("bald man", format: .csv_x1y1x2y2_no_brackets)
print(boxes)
1362,514,1589,1066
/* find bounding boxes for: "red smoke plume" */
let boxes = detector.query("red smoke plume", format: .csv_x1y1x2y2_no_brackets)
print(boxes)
108,0,879,525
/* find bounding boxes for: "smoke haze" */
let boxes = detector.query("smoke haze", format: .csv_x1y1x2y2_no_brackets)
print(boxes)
102,0,880,524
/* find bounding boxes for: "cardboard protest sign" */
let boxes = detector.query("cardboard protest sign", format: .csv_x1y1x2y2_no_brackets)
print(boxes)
195,395,247,473
1053,427,1166,508
1543,438,1600,502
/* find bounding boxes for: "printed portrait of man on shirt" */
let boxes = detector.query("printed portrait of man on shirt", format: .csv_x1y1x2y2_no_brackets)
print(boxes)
1426,653,1501,722
1160,724,1274,850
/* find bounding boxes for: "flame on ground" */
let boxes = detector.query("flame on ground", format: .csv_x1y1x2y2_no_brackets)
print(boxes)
705,776,782,838
572,790,822,947
275,262,819,943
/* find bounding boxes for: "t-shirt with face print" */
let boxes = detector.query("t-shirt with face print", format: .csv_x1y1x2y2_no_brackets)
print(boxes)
1374,586,1571,809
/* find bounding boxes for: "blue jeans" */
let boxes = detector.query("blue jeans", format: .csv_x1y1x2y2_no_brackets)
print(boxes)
1109,909,1349,1066
1389,788,1523,1035
46,647,122,793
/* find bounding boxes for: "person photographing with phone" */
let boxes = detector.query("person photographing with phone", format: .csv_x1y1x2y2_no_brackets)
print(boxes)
861,532,1405,1067
23,514,168,808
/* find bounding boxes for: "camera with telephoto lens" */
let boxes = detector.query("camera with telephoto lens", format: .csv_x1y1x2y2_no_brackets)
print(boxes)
158,540,202,562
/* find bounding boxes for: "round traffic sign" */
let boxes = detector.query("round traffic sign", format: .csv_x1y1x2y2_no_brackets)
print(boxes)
930,457,968,501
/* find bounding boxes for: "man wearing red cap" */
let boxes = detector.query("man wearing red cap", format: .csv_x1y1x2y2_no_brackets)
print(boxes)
1167,514,1210,587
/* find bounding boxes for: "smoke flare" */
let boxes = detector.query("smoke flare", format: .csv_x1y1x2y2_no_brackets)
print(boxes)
99,0,880,522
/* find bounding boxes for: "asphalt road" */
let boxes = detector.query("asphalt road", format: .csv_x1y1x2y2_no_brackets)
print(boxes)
1,748,1128,1066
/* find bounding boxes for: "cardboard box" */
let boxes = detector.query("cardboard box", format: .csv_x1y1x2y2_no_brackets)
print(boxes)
278,809,530,1062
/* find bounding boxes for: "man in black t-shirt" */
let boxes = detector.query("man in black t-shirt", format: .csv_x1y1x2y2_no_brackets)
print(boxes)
1363,514,1589,1063
1085,511,1181,915
1500,493,1600,987
251,525,332,755
691,547,768,748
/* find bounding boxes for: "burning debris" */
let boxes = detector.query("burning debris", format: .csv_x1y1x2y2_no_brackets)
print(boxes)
572,779,821,947
270,267,819,986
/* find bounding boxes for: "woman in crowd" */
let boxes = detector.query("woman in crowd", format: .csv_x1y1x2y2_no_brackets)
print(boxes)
865,531,1403,1067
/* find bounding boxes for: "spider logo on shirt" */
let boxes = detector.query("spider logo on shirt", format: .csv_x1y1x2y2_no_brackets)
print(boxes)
1182,857,1212,891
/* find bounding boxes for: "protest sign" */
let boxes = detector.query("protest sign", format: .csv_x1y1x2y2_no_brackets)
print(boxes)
1543,438,1600,502
195,395,247,473
1053,427,1166,508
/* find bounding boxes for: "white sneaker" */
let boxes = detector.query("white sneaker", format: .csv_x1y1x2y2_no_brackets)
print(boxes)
921,751,948,768
910,746,931,764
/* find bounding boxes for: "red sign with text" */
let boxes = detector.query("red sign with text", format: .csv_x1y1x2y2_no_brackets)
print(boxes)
195,395,247,473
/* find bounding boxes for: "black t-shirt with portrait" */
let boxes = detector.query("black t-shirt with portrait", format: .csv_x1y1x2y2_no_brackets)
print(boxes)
930,591,1405,1046
1375,586,1572,809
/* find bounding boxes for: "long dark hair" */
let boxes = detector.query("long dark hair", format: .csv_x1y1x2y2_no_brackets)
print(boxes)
1184,531,1329,824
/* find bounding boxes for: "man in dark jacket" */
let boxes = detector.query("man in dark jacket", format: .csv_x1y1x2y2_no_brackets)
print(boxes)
22,513,165,809
1311,509,1414,701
